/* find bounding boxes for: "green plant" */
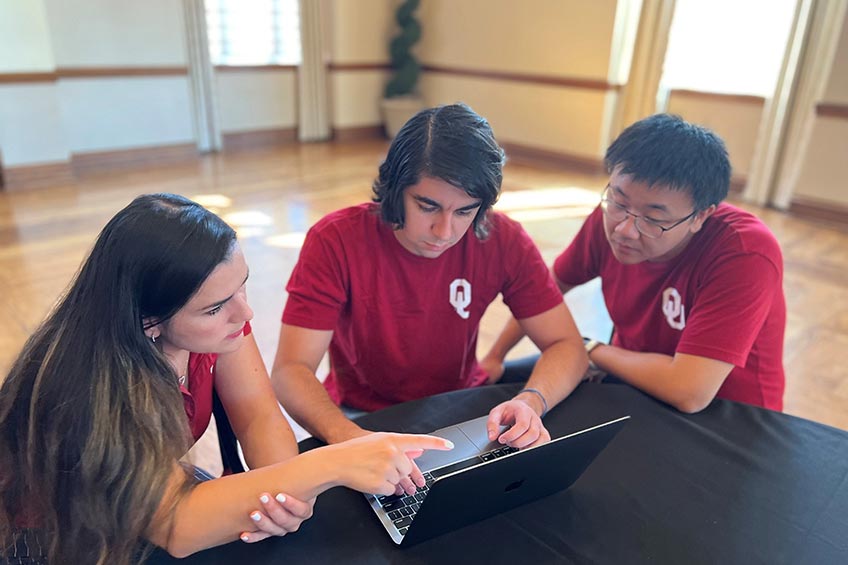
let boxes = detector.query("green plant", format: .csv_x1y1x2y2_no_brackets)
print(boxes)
384,0,421,98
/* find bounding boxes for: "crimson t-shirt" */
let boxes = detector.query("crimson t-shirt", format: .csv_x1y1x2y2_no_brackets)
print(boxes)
283,203,563,411
182,321,252,441
554,204,785,410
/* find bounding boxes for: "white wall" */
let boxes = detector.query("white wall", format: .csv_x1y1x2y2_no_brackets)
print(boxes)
1,0,312,168
216,70,298,133
43,0,193,154
0,0,69,166
0,0,55,72
0,0,197,166
58,77,194,152
43,0,187,67
0,84,69,165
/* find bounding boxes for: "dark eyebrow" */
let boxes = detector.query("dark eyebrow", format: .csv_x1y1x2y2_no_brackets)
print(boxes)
413,195,441,208
458,201,483,212
611,185,671,215
200,270,249,311
412,194,482,211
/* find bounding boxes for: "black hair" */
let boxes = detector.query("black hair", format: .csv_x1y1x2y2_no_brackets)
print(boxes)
605,114,731,212
372,103,505,238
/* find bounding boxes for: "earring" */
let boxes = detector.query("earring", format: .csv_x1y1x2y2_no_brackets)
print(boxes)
150,334,157,343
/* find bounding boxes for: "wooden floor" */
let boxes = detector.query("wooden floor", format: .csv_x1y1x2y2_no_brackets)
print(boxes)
1,140,847,431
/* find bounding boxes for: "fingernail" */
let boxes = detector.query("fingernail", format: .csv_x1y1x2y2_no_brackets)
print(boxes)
260,494,270,504
240,534,250,542
250,512,261,522
275,493,286,504
444,440,454,449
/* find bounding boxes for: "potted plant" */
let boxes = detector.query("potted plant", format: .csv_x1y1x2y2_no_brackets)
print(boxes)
381,0,425,138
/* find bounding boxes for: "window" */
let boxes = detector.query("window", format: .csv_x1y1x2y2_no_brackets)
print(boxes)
661,0,797,97
205,0,301,65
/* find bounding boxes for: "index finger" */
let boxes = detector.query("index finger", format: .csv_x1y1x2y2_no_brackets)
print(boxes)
393,433,454,451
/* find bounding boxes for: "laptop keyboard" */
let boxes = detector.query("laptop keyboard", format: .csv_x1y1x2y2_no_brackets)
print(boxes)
375,445,519,536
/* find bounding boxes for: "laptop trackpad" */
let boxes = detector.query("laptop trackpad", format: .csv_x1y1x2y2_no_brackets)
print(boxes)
414,415,505,472
457,415,504,451
414,425,480,472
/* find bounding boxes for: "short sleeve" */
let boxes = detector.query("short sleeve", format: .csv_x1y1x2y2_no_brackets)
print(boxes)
553,206,604,287
498,217,563,319
282,225,349,330
676,252,781,366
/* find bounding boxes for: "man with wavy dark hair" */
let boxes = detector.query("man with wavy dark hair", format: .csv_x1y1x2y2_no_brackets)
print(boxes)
483,114,786,414
272,104,588,495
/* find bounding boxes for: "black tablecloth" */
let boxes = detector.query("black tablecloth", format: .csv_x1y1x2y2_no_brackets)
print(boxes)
148,382,848,564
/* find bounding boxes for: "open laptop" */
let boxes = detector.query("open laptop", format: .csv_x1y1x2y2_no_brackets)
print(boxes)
364,414,629,546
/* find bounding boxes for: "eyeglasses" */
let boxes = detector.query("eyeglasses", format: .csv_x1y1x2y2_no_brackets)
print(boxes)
599,187,696,239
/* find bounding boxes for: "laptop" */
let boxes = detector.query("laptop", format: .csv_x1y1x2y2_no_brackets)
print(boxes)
364,414,629,546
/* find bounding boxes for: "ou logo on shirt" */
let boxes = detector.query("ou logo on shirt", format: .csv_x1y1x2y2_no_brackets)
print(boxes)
662,287,686,330
449,278,471,319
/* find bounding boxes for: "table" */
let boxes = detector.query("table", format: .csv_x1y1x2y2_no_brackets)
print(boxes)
148,382,848,564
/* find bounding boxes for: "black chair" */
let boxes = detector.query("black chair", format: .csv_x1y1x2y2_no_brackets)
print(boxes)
212,389,246,474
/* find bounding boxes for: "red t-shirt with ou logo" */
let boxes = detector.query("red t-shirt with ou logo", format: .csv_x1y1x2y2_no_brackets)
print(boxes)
282,203,563,411
553,204,786,410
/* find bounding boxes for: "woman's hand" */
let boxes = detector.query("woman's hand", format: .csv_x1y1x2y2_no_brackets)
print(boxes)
239,492,315,543
326,432,454,496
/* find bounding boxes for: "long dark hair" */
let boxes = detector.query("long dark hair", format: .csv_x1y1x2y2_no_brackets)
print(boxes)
372,103,506,239
0,193,236,564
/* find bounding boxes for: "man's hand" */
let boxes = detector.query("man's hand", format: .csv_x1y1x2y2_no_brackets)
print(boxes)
240,492,315,543
486,399,551,449
479,354,505,384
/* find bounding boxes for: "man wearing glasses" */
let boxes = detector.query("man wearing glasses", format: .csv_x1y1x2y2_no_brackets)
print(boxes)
482,114,785,413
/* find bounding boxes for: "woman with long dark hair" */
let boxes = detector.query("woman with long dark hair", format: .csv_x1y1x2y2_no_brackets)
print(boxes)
0,193,450,564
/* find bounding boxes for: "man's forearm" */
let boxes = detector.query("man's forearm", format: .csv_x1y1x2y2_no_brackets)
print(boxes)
485,317,528,362
523,336,588,413
273,365,366,444
592,346,728,413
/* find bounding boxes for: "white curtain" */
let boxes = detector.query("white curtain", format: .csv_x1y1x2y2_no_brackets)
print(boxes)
619,0,677,130
183,0,222,152
297,0,331,141
750,0,848,208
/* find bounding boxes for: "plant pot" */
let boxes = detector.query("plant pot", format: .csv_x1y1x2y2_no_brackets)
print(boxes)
381,96,425,138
